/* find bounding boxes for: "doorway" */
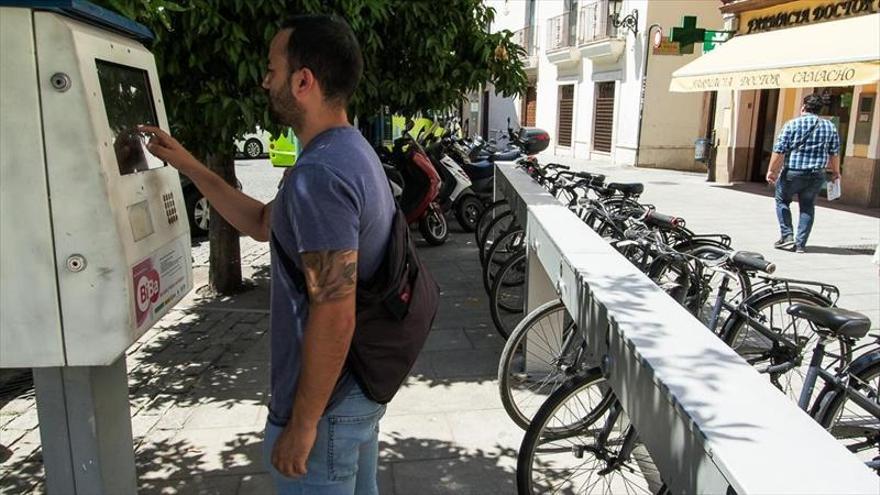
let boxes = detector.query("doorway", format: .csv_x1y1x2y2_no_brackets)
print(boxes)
481,90,490,140
522,85,537,127
814,86,854,160
750,89,780,182
557,84,574,148
593,82,615,153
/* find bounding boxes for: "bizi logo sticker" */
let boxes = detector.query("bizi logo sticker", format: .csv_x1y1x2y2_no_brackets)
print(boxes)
133,258,161,326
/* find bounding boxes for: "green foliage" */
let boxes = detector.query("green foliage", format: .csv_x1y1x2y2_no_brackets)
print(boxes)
95,0,527,158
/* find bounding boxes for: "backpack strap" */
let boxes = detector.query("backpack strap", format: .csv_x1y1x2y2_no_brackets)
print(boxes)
270,231,307,294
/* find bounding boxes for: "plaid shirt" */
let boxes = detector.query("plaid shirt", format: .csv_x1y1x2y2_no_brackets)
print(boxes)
773,113,840,170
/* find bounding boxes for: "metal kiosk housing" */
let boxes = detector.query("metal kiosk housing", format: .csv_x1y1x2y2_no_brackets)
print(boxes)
1,2,192,492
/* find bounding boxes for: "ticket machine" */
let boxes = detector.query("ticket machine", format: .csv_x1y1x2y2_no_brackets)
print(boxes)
0,2,192,492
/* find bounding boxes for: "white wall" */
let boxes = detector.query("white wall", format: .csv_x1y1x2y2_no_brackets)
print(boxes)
534,1,568,154
484,0,529,140
487,0,527,32
636,0,724,169
487,0,724,167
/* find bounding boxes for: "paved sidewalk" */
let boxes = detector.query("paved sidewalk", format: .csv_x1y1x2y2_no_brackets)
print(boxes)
1,160,877,494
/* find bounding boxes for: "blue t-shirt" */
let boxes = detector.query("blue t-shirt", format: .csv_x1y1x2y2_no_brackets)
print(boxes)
268,126,394,426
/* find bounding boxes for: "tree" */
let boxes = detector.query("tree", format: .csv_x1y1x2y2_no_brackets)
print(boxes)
97,0,527,294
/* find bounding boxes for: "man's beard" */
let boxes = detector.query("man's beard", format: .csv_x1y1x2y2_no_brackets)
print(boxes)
268,82,305,132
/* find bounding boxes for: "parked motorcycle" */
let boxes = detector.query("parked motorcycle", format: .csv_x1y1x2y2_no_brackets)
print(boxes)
380,125,448,246
415,122,484,232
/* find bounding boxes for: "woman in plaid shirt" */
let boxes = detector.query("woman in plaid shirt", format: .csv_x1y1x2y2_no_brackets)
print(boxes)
766,94,841,253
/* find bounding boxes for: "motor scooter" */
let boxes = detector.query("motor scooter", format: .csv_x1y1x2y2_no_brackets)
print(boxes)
381,124,448,246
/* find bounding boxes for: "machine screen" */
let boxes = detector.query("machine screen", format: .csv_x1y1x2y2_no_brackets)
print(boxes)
96,60,164,175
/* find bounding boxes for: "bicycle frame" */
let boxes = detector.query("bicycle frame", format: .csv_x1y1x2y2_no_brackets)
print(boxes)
706,276,822,383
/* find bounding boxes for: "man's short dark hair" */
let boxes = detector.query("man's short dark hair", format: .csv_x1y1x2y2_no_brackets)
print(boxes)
803,94,824,114
281,15,363,107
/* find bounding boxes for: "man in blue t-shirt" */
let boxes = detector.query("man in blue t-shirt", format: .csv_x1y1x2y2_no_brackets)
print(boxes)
141,15,394,494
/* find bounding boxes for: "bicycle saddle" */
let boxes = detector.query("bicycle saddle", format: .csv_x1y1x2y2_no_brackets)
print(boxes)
786,304,871,339
606,182,644,196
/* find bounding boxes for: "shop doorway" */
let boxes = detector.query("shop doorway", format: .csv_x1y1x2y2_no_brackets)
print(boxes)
814,86,854,160
750,89,780,182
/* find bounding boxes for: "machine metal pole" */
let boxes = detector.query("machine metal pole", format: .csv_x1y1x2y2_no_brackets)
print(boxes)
32,354,137,495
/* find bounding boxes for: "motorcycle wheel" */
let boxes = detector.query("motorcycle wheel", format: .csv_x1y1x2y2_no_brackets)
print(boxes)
454,195,484,233
419,205,449,246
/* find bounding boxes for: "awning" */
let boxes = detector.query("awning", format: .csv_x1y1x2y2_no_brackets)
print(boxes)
670,14,880,92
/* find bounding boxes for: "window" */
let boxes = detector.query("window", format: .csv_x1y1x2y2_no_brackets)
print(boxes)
557,85,575,147
593,82,615,153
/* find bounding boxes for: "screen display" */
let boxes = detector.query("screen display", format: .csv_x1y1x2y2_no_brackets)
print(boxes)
96,60,165,175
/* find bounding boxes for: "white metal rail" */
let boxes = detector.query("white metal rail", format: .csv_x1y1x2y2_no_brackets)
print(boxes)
495,162,876,494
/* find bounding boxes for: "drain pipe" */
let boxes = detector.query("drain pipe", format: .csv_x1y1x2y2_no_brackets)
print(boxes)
634,23,662,168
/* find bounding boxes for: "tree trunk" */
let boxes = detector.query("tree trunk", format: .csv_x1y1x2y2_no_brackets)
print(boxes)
206,153,242,294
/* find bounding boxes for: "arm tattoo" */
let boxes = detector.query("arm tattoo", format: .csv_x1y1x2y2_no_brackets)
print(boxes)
301,250,357,304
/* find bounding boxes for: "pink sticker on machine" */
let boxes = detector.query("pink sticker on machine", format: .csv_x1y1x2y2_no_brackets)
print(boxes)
133,258,161,327
131,238,190,329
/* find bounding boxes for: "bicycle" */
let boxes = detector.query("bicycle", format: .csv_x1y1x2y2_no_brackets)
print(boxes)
788,303,879,473
516,306,879,494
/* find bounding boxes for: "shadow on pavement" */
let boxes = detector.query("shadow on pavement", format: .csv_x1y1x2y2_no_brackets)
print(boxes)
380,433,517,494
711,182,880,218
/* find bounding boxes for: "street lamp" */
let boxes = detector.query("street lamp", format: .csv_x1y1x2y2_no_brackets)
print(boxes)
609,0,639,37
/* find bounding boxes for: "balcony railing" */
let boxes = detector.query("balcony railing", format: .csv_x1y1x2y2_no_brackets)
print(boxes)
546,11,577,51
512,26,536,58
577,1,618,45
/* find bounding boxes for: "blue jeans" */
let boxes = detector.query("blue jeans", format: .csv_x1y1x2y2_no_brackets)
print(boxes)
775,169,826,248
264,384,386,495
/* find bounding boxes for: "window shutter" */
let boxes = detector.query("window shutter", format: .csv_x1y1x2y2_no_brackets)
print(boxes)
557,85,574,148
593,82,614,153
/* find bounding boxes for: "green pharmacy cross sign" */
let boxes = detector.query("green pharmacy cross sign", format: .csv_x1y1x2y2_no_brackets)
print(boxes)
669,16,734,54
703,30,733,53
669,16,705,54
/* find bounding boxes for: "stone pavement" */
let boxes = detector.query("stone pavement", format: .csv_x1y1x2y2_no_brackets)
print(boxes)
1,159,877,494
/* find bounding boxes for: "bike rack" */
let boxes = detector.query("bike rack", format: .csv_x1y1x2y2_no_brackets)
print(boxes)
494,162,876,494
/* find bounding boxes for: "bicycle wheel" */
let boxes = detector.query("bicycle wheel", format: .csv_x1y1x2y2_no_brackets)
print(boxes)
814,355,880,474
722,289,850,403
479,210,517,267
517,371,661,494
482,228,525,295
498,300,584,430
475,199,509,247
489,250,527,339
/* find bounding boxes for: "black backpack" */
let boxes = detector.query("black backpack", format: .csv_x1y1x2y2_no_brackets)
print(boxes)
272,207,439,404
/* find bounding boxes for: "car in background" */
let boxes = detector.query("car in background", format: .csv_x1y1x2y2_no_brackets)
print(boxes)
181,175,242,237
234,127,273,159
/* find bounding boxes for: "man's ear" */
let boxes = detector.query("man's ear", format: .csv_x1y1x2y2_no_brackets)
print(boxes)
291,68,316,96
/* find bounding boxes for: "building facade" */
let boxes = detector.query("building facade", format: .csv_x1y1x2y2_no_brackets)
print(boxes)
701,0,880,207
473,0,724,171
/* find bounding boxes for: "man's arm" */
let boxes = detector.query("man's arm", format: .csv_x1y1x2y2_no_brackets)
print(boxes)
827,126,841,182
827,155,841,182
767,121,793,184
141,126,272,241
271,249,358,477
766,152,785,184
